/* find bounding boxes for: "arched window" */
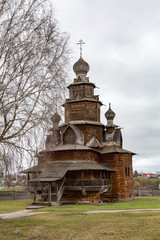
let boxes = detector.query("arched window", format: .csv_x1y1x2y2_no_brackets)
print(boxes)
92,129,96,136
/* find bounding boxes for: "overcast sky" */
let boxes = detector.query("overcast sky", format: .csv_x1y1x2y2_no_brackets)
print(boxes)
52,0,160,173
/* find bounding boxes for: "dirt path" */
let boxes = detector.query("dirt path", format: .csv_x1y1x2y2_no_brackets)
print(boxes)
0,210,49,220
85,208,160,213
1,208,160,220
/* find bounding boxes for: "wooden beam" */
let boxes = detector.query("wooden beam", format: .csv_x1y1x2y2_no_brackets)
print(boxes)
33,186,36,203
48,182,52,204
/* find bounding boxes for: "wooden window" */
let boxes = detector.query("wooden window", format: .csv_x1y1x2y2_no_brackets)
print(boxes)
125,167,128,177
83,86,85,97
92,129,96,136
66,110,69,117
90,86,93,96
128,167,130,176
125,167,130,177
89,109,93,117
73,87,75,97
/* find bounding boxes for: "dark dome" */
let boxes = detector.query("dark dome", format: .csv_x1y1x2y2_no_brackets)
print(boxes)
105,104,116,120
51,112,61,123
73,57,90,75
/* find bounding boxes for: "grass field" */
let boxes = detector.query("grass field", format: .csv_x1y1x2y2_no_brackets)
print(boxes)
0,197,160,240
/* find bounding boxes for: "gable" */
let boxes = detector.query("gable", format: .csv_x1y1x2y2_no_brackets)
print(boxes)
63,127,76,144
62,124,84,145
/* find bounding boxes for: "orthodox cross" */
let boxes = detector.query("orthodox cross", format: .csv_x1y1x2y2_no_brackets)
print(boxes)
77,39,85,57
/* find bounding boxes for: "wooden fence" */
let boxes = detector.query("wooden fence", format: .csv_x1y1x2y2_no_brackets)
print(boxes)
134,189,160,197
0,190,160,201
0,191,33,201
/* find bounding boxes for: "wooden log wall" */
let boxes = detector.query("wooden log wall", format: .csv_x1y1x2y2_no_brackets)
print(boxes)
64,101,101,122
100,153,134,201
38,150,100,164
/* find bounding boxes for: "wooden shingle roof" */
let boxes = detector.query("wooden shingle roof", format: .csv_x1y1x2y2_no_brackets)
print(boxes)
22,161,116,182
100,146,136,155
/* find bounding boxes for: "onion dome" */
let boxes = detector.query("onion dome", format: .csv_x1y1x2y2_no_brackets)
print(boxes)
73,57,90,75
105,103,115,121
51,112,61,123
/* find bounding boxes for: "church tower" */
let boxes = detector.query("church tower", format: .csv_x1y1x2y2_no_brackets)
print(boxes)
62,53,103,145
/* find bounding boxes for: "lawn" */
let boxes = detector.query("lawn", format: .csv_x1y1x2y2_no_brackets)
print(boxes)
0,199,32,213
0,197,160,240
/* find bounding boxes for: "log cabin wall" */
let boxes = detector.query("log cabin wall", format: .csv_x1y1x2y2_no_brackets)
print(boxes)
68,82,95,100
64,101,101,122
100,153,134,201
123,154,134,199
76,125,103,144
38,150,100,164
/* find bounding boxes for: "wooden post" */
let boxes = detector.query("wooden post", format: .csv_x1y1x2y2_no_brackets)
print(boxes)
13,191,16,200
33,186,36,203
56,182,59,202
81,171,84,187
100,171,102,185
48,182,51,204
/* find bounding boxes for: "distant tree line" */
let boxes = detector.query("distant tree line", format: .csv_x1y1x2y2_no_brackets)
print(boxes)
134,177,160,190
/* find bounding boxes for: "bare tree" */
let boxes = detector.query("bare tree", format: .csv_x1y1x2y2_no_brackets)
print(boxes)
0,0,70,173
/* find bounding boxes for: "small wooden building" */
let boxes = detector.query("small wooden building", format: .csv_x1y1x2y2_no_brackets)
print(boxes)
23,56,135,205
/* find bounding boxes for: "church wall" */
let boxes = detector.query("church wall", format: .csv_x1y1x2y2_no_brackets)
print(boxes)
124,154,134,199
76,125,103,144
68,83,95,99
38,150,99,164
60,124,103,145
100,153,134,201
64,101,101,122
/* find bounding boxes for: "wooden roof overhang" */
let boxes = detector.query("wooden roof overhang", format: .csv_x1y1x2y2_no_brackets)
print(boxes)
39,144,100,153
22,161,116,182
60,121,104,128
28,177,61,182
62,98,103,107
99,146,136,155
67,81,96,89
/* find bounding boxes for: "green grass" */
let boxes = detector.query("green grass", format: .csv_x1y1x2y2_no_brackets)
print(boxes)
37,196,160,213
0,197,160,240
0,199,32,213
0,208,160,240
0,197,160,214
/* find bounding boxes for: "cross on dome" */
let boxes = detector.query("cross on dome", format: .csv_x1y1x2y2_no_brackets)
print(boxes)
77,39,85,57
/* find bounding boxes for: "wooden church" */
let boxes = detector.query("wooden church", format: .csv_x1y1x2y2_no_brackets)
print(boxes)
23,51,135,205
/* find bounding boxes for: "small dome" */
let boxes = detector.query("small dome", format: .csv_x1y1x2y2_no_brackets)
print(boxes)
105,103,115,120
73,57,90,75
51,112,61,123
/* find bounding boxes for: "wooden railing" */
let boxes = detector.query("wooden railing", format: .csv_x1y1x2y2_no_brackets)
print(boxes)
65,179,110,187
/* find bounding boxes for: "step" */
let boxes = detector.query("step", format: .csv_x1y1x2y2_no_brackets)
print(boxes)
26,205,45,210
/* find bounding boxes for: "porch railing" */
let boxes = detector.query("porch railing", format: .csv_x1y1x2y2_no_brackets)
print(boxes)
65,179,110,187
